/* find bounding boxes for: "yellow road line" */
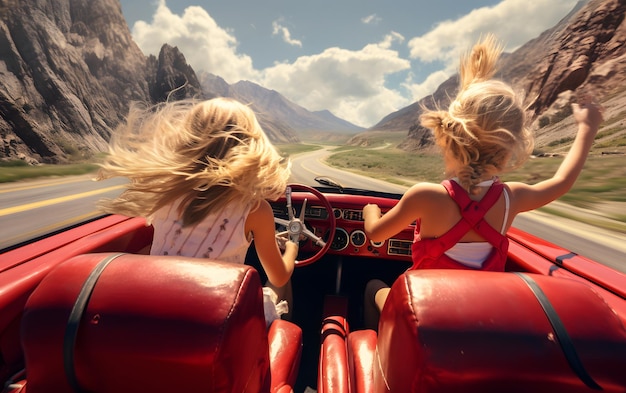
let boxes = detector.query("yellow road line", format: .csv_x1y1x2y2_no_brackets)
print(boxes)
0,176,94,194
299,161,323,177
1,211,102,247
0,185,124,216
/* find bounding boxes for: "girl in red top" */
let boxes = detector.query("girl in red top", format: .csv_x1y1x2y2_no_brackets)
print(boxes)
362,34,603,330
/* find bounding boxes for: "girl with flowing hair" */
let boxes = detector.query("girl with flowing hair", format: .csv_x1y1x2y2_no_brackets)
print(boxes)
97,97,297,326
362,35,603,330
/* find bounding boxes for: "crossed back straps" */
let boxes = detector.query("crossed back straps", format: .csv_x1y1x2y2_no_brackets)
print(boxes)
410,179,508,271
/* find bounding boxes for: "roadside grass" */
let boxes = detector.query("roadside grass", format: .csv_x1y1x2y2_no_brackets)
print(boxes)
325,146,626,230
502,154,626,206
0,162,100,183
0,144,320,183
275,143,323,156
326,147,444,186
328,147,626,206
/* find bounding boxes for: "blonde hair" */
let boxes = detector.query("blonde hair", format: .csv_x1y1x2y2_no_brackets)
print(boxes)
420,34,534,194
97,97,290,226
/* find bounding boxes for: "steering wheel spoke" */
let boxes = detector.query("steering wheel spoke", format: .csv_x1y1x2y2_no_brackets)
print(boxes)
273,184,336,266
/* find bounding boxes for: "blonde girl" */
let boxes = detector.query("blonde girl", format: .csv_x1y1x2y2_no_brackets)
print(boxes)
363,35,603,329
97,97,298,326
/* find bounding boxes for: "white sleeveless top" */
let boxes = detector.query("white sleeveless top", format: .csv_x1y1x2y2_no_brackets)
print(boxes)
150,199,252,263
149,200,287,326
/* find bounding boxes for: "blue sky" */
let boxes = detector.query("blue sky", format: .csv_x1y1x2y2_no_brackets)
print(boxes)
119,0,581,127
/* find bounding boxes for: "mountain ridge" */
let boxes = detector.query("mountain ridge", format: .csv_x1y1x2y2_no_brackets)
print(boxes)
1,0,625,164
0,0,360,164
368,0,626,153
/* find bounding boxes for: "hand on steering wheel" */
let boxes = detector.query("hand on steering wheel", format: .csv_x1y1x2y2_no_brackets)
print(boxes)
274,184,336,266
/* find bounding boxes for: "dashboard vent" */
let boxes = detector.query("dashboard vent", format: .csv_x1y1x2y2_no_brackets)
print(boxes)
343,209,363,221
307,206,328,219
272,206,288,220
388,239,412,256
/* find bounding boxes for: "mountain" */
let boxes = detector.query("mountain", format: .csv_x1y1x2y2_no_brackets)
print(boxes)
198,73,298,143
1,0,314,164
199,74,364,137
0,0,209,164
371,0,626,153
4,0,622,164
1,0,144,163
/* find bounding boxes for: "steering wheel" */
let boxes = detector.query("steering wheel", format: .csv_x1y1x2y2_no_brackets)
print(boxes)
274,183,336,267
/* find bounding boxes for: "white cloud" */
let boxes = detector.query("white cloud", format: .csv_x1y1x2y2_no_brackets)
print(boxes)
272,21,303,47
406,0,578,93
131,0,259,83
129,0,579,128
362,14,382,25
379,31,405,49
403,70,451,104
260,34,411,127
131,3,410,127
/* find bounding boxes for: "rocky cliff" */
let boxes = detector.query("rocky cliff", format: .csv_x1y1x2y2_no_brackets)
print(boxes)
0,0,147,163
0,0,298,164
374,0,626,152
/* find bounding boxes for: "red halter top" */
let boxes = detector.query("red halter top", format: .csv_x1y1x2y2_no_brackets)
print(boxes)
410,178,508,271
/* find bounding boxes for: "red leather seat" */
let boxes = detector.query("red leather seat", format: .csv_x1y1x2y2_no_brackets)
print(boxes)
17,253,301,393
342,270,626,392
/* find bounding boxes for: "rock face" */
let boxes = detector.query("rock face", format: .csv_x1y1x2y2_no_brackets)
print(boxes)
506,0,626,118
0,0,151,163
148,44,207,103
0,0,297,164
376,0,626,152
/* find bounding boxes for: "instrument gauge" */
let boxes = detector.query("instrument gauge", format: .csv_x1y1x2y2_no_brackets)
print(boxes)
330,228,349,251
370,240,384,248
350,230,367,247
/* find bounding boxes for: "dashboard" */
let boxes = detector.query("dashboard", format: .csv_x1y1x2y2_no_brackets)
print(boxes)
271,192,414,262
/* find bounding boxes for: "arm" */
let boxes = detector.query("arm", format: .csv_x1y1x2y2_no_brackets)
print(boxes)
510,101,603,213
247,200,297,287
363,184,430,242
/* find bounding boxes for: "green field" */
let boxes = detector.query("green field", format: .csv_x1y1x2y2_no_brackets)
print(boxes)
323,144,626,232
0,161,99,183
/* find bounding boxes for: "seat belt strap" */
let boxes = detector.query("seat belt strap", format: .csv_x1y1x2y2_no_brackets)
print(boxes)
515,273,602,390
64,253,125,392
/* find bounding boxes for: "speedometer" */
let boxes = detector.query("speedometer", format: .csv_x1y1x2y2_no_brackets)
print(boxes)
330,228,349,251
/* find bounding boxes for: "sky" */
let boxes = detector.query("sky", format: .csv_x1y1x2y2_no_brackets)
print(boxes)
119,0,582,128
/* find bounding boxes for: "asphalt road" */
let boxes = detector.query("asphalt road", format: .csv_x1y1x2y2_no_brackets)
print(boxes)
0,175,127,250
1,149,624,274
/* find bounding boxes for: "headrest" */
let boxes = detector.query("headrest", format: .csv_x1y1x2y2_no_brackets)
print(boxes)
375,270,626,393
21,253,270,392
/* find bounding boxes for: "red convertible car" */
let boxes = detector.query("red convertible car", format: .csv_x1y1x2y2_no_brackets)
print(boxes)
0,182,625,392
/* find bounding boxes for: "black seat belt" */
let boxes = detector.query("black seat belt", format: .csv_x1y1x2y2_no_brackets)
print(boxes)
63,253,125,392
515,272,602,390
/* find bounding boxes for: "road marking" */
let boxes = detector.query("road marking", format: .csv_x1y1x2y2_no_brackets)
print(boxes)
0,175,93,193
0,185,125,216
299,161,323,176
0,211,102,248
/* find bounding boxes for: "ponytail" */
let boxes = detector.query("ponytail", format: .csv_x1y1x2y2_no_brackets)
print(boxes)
419,34,534,194
459,34,503,91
